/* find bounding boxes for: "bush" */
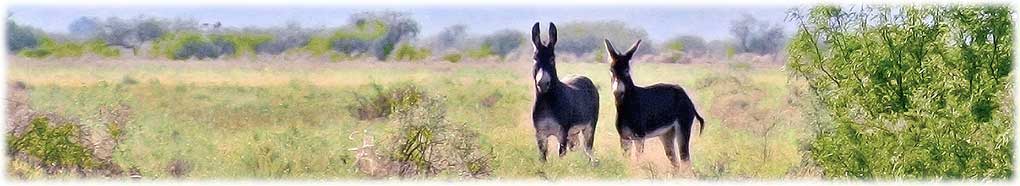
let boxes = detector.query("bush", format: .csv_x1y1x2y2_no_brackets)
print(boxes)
218,34,271,58
384,95,493,178
348,83,427,120
788,5,1012,179
441,53,463,63
254,24,311,55
7,117,97,169
392,43,431,61
17,37,120,59
152,32,240,60
466,44,494,60
175,35,226,60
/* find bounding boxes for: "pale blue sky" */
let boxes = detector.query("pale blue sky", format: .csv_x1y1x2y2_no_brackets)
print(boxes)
8,5,796,41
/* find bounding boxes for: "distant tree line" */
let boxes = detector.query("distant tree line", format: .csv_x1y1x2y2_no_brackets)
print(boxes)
7,12,787,63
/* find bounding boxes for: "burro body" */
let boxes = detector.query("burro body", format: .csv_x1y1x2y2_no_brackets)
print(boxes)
529,22,600,165
605,39,705,169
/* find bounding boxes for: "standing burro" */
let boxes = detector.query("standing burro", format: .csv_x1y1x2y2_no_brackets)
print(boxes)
529,22,600,166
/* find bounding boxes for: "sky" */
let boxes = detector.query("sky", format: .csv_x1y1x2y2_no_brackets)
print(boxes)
7,5,798,41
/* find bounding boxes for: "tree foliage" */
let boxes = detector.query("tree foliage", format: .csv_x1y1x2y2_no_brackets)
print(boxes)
731,14,786,55
481,29,524,58
349,11,421,60
787,5,1013,179
556,21,654,57
7,18,41,52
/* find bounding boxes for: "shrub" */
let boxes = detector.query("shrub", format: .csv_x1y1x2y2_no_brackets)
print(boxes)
17,37,120,59
384,95,493,178
152,32,239,60
255,27,310,55
85,39,121,57
466,44,494,60
442,53,463,63
348,83,426,120
7,117,97,169
788,5,1013,179
175,36,224,60
218,34,271,58
392,43,431,61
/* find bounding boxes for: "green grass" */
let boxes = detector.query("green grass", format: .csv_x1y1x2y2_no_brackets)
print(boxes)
7,59,813,180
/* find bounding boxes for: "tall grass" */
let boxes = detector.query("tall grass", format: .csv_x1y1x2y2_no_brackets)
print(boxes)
7,59,809,180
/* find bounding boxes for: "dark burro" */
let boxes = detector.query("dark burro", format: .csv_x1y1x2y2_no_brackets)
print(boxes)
605,39,705,169
529,22,600,165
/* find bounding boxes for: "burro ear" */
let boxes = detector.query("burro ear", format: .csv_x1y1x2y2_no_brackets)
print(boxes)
624,39,642,57
547,22,558,47
604,39,619,59
531,22,543,49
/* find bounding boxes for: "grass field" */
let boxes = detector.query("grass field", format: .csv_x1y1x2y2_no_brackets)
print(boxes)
6,58,818,180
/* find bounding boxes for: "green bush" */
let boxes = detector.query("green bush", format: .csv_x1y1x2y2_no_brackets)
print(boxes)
441,53,463,63
385,95,493,178
788,5,1012,179
665,39,684,52
218,34,272,58
392,43,430,61
17,37,119,59
7,117,97,169
18,48,52,58
152,32,250,60
85,39,121,57
348,83,426,120
466,44,494,60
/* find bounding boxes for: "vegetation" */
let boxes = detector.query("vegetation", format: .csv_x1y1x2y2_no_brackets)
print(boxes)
8,10,774,63
730,14,786,55
788,5,1013,179
8,117,97,169
7,18,41,52
556,21,654,57
7,59,805,180
392,43,432,61
18,37,120,58
7,5,1009,181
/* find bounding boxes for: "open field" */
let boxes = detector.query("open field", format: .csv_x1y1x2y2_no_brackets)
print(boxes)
6,58,816,180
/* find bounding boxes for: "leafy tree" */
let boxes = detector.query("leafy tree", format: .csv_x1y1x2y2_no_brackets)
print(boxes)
671,35,708,57
6,18,41,52
787,5,1012,179
481,29,524,58
349,11,420,60
254,22,312,55
556,21,654,57
435,24,468,50
69,16,102,40
730,14,786,55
